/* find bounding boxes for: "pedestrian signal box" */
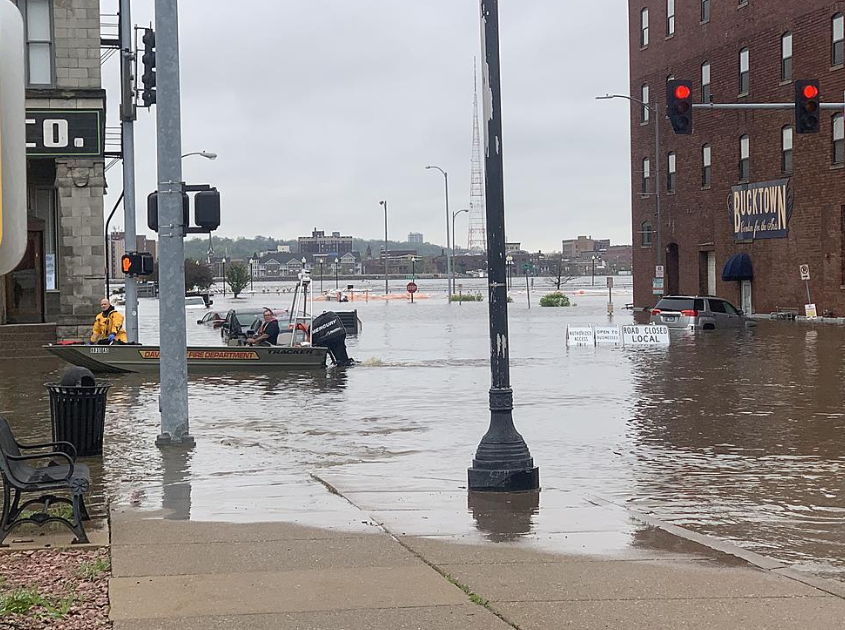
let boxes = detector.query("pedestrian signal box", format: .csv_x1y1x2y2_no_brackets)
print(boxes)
0,3,27,276
121,252,154,277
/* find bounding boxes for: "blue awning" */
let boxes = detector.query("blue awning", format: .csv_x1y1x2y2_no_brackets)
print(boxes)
721,253,753,281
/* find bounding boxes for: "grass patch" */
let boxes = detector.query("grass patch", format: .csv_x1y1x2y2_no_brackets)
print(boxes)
0,588,76,620
539,291,571,307
450,293,483,302
20,503,75,521
77,556,110,580
443,573,489,607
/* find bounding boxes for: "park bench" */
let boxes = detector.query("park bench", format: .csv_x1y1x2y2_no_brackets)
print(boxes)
0,416,90,546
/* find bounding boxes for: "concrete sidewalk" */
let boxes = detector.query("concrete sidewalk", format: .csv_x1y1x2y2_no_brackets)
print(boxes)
109,484,845,630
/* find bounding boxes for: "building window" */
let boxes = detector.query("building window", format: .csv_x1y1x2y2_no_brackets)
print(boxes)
641,221,653,246
834,14,844,66
739,48,749,95
667,152,676,192
16,0,54,86
702,144,711,186
833,113,844,165
642,157,651,194
667,0,675,36
701,0,710,23
739,135,750,181
782,126,793,173
641,8,649,47
641,84,649,122
781,32,793,82
701,62,711,103
739,0,748,6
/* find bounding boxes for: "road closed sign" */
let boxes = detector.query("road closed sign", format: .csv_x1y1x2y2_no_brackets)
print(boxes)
621,325,670,345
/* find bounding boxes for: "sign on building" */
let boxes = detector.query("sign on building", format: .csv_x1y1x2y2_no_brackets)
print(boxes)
730,179,792,241
652,277,664,295
799,264,810,281
25,110,104,157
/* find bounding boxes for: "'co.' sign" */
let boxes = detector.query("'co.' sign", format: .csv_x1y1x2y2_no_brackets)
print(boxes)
25,110,103,157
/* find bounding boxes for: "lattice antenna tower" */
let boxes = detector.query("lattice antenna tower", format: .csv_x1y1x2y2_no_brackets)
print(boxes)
467,58,487,252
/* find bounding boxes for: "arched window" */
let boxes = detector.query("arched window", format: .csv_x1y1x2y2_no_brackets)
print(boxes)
702,144,711,187
641,8,649,47
701,62,711,103
642,157,651,194
641,84,650,122
701,0,711,23
781,33,793,82
641,221,653,246
739,48,749,94
834,14,844,66
667,0,675,36
833,113,844,164
667,152,676,192
781,126,793,173
739,135,750,181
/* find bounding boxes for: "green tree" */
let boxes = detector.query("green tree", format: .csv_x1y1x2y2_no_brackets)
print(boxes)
226,262,250,298
184,259,214,292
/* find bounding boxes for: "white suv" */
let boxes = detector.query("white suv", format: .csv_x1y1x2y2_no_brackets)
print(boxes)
650,296,746,330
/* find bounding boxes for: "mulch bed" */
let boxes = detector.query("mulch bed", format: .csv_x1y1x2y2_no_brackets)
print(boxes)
0,548,110,629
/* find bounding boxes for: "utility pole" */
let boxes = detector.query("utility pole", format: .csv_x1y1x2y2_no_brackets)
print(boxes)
119,0,138,342
468,0,539,492
155,0,193,447
380,200,389,295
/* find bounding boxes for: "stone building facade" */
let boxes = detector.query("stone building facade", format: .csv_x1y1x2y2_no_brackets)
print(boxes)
0,0,105,338
629,0,845,315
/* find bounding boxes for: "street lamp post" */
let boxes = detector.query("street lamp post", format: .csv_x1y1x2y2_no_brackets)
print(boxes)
452,208,469,291
249,258,254,292
506,255,513,289
379,200,388,295
411,256,416,304
591,255,596,286
221,257,226,297
319,260,324,293
469,0,539,493
596,93,662,285
426,165,452,301
334,257,339,290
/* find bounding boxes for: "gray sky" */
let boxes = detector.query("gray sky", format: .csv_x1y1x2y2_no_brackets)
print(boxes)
103,0,632,252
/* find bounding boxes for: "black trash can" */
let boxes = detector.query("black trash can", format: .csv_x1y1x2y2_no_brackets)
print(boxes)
46,367,110,457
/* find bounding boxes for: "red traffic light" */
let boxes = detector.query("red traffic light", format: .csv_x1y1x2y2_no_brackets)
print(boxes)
802,84,819,99
674,84,691,100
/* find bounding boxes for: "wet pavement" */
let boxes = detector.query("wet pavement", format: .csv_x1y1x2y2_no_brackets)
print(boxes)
2,275,845,583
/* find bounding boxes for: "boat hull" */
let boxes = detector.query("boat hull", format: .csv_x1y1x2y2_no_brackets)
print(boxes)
44,344,328,374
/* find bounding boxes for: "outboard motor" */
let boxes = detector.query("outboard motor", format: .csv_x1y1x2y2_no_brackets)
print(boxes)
311,311,353,366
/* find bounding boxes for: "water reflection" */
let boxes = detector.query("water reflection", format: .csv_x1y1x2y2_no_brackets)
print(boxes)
468,491,539,542
161,448,192,520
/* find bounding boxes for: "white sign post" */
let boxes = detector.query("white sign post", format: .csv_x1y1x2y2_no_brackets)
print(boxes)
595,326,621,345
621,325,670,345
566,325,595,347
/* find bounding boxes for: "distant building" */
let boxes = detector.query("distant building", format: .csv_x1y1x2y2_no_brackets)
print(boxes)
298,228,353,256
408,232,424,244
561,236,598,259
109,232,158,279
505,242,522,253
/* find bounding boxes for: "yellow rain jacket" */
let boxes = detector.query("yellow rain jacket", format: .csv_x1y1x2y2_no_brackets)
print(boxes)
90,307,128,344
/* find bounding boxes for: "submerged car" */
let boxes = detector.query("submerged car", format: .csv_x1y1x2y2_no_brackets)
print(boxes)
650,295,746,330
196,311,225,327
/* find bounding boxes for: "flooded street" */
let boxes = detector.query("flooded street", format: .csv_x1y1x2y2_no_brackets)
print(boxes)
2,276,845,582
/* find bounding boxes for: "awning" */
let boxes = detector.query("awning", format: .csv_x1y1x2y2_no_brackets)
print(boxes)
721,253,753,281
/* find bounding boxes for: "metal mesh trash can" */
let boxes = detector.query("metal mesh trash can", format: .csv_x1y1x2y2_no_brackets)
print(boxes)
46,373,110,457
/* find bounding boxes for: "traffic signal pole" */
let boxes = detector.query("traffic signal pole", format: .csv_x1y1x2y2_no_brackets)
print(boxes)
155,0,193,447
119,0,139,344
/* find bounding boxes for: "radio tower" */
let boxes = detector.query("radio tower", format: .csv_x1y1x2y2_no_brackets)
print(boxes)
467,58,487,252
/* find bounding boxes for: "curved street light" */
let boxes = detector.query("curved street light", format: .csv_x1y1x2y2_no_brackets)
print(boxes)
596,94,662,278
452,208,469,288
181,151,217,160
425,165,453,300
379,200,388,295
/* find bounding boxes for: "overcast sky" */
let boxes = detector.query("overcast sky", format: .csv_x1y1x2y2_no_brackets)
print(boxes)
103,0,631,252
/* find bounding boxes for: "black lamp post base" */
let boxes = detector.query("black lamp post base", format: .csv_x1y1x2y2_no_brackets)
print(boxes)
468,465,539,492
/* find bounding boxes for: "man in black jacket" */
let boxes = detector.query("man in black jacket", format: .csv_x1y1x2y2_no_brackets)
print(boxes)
247,308,280,346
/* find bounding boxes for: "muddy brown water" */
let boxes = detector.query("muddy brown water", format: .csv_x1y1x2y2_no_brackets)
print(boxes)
2,277,844,581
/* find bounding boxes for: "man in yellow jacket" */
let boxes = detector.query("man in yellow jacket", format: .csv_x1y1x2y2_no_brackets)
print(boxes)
91,298,128,344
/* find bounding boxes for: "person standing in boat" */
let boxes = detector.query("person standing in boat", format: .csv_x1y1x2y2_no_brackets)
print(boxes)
246,308,280,346
91,298,128,344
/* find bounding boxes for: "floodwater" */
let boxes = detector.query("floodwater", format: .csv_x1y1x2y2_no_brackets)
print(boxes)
2,275,845,581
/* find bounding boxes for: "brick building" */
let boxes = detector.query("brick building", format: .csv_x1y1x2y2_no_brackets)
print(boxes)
0,0,105,337
298,229,353,256
630,0,845,315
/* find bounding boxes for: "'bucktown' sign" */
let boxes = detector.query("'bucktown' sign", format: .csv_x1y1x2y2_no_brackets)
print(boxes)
729,179,793,241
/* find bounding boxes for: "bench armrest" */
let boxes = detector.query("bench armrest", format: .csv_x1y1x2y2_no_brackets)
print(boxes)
16,440,78,460
7,452,75,481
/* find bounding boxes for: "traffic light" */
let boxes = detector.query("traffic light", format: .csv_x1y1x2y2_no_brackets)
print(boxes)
0,3,27,276
147,191,189,232
666,80,693,135
194,189,221,231
121,252,154,277
141,28,156,107
795,80,820,134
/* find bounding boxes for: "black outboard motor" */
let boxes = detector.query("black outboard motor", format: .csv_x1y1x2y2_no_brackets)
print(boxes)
311,311,353,366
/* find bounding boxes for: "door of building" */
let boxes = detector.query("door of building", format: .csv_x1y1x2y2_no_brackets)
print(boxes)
5,229,45,324
740,279,753,314
666,243,680,295
708,252,717,295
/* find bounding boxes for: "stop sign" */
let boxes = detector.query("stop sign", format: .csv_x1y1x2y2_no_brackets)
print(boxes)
406,282,418,294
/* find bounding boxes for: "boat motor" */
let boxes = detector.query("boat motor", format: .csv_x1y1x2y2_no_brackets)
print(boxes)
311,311,353,366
